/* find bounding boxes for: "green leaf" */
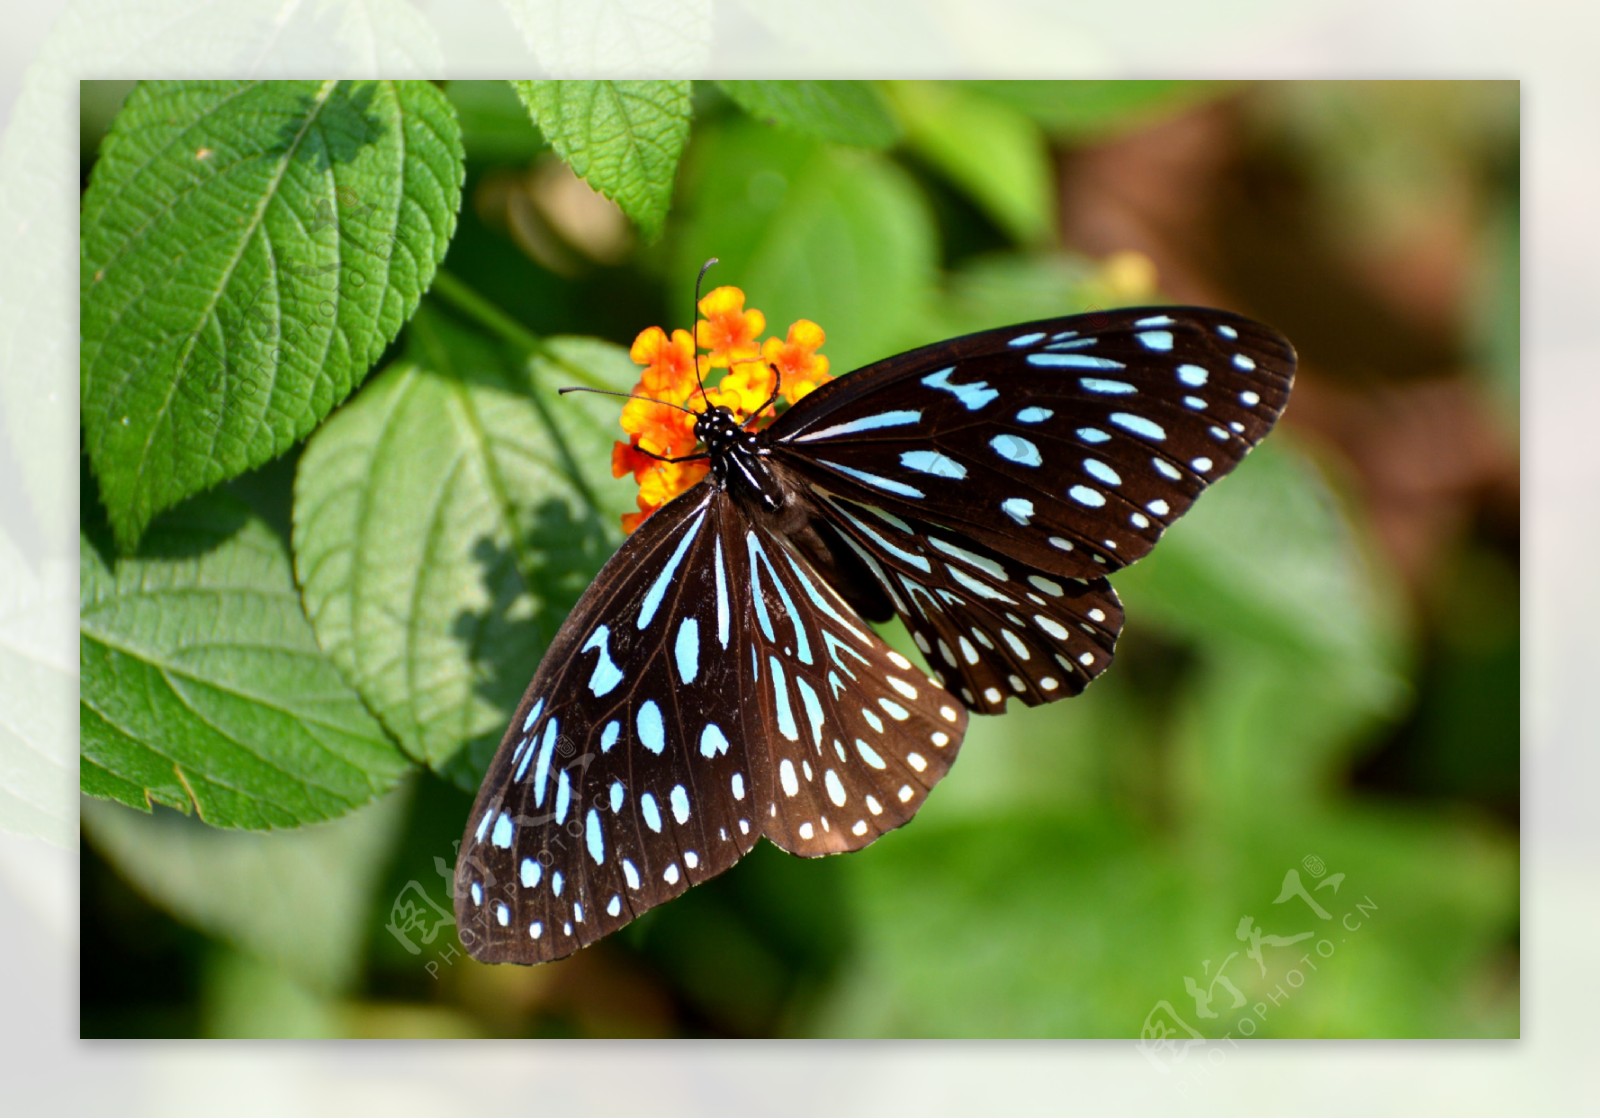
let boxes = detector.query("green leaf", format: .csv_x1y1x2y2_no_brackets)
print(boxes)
717,81,898,148
672,117,937,376
512,80,690,240
293,305,635,788
968,80,1226,140
1116,442,1407,705
82,785,411,994
1107,443,1411,818
886,82,1055,245
812,805,1515,1037
80,490,413,828
200,946,344,1039
81,80,465,551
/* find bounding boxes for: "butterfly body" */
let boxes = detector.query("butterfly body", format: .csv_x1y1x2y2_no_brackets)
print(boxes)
456,306,1295,964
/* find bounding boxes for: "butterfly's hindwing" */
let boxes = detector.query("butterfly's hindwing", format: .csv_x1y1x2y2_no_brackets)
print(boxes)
787,478,1126,714
735,509,966,855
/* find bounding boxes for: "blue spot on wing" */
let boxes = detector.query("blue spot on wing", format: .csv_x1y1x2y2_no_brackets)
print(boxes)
1079,377,1137,394
769,655,800,741
991,434,1042,467
922,366,998,410
1110,412,1166,440
675,618,700,684
582,626,623,696
555,769,573,823
531,719,559,805
1002,497,1034,524
901,449,967,478
819,460,925,499
1084,459,1122,486
700,723,729,758
748,533,814,664
1029,353,1126,370
637,509,704,630
585,809,605,864
793,409,922,442
638,700,665,754
522,698,544,731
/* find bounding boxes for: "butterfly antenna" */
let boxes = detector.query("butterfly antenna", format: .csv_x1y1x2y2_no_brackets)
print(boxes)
556,386,698,415
692,257,718,412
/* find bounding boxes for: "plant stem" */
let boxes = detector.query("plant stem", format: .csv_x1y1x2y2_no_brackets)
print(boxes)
428,269,544,353
428,269,609,389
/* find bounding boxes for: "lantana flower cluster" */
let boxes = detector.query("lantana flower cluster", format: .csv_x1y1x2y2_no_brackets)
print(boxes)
611,285,831,532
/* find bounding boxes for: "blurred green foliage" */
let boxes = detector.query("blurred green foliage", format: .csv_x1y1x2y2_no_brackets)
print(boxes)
78,80,1518,1040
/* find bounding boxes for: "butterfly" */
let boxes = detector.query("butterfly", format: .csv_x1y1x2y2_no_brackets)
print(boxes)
454,304,1295,964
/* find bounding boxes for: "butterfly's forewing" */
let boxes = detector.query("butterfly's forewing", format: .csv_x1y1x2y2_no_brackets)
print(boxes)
765,307,1293,712
456,485,966,965
768,308,1296,581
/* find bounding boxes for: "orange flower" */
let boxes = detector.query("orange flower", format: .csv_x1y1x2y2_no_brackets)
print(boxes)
615,284,827,533
638,456,710,510
695,286,764,368
611,439,657,482
763,319,831,403
630,326,699,395
620,499,651,535
619,392,696,458
613,431,707,531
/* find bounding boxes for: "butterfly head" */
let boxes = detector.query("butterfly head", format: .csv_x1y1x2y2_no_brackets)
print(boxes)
691,402,747,450
693,402,785,512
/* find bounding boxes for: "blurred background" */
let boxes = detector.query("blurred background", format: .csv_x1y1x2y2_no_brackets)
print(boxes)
79,80,1519,1039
